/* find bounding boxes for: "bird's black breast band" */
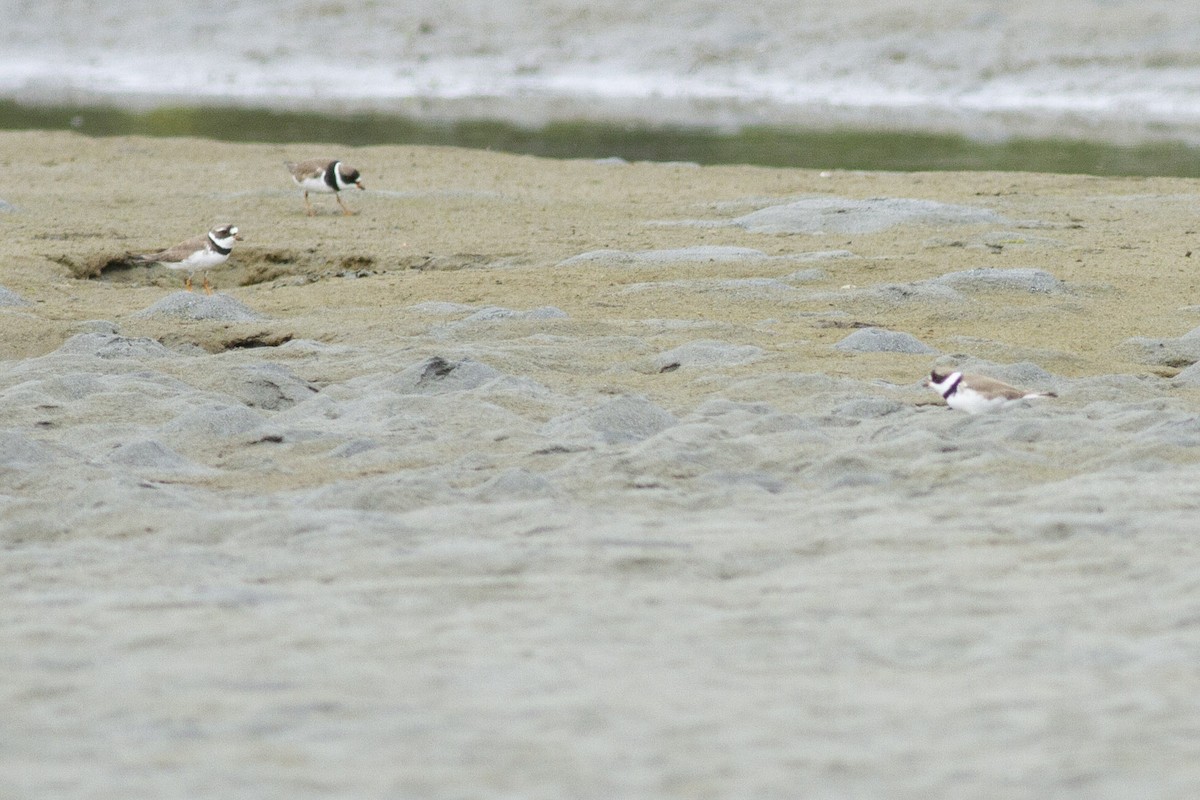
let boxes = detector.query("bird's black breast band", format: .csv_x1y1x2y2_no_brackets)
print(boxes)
324,161,341,190
208,235,233,256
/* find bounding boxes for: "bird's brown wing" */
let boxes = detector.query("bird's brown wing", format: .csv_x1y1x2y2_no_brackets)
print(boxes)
963,373,1027,400
140,234,207,264
285,159,334,181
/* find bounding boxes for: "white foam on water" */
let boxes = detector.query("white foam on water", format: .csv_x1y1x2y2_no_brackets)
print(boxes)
4,2,1200,142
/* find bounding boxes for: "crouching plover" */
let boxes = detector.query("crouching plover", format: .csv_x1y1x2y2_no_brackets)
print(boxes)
285,159,364,216
136,224,242,294
925,368,1056,414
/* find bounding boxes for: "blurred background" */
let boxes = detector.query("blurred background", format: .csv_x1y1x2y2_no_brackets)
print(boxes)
4,0,1200,174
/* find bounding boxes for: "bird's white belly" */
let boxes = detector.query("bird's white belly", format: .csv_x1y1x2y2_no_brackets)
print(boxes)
166,250,227,272
947,389,1009,414
296,176,335,193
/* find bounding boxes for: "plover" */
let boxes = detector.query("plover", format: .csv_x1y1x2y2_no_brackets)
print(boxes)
136,224,241,294
925,368,1056,414
285,159,364,216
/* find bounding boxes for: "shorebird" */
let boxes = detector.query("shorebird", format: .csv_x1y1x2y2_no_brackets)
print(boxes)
925,368,1056,414
136,224,242,294
285,159,364,216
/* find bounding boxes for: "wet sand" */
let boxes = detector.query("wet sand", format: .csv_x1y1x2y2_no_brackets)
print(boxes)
5,131,1200,798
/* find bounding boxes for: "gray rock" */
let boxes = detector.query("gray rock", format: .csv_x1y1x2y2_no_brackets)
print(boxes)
1139,415,1200,447
107,439,207,472
782,268,830,283
833,327,938,354
160,404,266,439
808,454,891,487
701,470,787,494
328,439,380,458
558,246,772,267
522,306,570,320
1118,323,1200,367
0,286,30,306
275,339,353,355
654,340,765,370
729,197,1004,235
984,361,1057,388
933,268,1064,293
806,281,966,307
29,373,105,401
300,474,461,513
458,305,568,322
542,395,679,445
387,356,503,394
715,278,797,296
793,250,857,261
620,278,796,298
858,282,967,305
221,363,319,411
472,468,558,500
134,292,264,321
0,431,64,466
1172,361,1200,384
406,301,478,315
1116,337,1200,368
586,396,679,444
54,333,176,359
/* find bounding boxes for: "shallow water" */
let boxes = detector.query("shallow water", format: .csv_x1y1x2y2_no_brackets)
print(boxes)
5,101,1200,176
5,0,1200,151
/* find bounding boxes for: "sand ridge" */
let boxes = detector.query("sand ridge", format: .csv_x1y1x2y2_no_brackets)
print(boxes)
4,132,1198,375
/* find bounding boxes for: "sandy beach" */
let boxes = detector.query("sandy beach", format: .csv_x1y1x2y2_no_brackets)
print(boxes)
6,130,1200,797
